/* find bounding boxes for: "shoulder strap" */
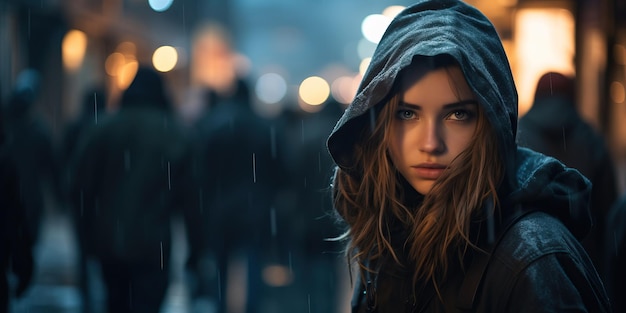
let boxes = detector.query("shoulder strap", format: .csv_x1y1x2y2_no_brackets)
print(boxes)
456,204,530,310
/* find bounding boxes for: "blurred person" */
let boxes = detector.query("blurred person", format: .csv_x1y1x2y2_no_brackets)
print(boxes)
326,1,611,311
274,100,344,313
69,66,204,313
518,71,619,279
182,22,249,127
188,21,285,313
60,86,108,313
1,68,60,244
0,101,35,313
61,87,108,192
191,65,284,313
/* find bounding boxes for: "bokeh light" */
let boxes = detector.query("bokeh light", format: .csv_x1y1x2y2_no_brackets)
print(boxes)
105,52,125,76
611,81,626,104
359,58,371,76
357,38,377,60
152,45,178,72
331,75,359,105
255,72,287,104
117,61,139,90
148,0,174,12
299,76,330,106
361,14,392,44
262,264,292,287
382,5,405,18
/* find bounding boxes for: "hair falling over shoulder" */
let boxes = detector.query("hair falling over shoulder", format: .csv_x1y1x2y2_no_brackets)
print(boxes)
332,94,504,293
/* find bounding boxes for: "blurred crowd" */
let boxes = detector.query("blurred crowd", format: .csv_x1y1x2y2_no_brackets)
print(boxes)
1,27,626,313
0,26,349,313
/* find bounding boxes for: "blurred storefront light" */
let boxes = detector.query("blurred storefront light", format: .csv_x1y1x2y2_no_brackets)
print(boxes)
62,29,87,72
514,7,575,116
611,81,625,104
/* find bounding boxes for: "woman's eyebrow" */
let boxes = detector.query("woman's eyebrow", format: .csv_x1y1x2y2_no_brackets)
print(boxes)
398,99,478,109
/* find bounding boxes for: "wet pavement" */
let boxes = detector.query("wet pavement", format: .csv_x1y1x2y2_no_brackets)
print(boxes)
8,210,352,313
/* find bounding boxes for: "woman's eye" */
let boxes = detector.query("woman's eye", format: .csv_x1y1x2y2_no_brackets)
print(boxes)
397,110,416,120
449,110,470,121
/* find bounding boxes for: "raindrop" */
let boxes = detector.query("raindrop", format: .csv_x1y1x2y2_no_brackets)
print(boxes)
301,119,305,143
160,242,164,270
94,92,98,124
308,294,312,313
561,127,567,152
167,162,171,190
124,150,131,171
270,207,277,237
318,152,322,173
252,153,257,183
27,9,31,39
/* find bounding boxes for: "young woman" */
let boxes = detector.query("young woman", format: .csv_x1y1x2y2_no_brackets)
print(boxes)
326,0,612,312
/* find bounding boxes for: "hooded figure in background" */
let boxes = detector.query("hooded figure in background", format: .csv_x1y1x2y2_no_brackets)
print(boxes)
1,69,59,244
69,67,204,313
327,1,611,312
518,71,618,279
0,99,34,313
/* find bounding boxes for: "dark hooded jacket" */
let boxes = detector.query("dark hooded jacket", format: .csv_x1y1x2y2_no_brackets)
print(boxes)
326,1,611,312
69,67,203,265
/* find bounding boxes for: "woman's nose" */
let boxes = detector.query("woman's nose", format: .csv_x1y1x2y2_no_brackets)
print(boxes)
418,120,445,154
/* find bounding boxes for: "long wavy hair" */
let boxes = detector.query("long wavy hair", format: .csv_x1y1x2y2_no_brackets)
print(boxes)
332,65,504,295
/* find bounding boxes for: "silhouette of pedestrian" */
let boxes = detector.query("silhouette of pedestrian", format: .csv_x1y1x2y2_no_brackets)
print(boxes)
69,67,203,313
518,71,619,278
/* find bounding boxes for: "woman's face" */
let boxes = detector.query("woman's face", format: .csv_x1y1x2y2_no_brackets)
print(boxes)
388,65,478,195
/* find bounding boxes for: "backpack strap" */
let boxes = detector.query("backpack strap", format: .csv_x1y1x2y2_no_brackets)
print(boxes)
456,204,530,310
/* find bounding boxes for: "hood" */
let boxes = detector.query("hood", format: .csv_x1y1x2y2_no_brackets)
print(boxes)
326,0,518,188
120,67,170,111
510,147,592,240
519,72,580,138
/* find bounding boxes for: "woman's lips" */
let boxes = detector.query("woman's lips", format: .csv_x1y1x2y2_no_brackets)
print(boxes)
412,163,446,179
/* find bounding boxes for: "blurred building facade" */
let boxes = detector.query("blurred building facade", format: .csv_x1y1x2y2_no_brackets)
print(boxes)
1,0,626,165
2,0,626,167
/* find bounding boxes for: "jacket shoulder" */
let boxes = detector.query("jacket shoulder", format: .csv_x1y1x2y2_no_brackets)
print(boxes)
495,211,583,266
475,211,611,312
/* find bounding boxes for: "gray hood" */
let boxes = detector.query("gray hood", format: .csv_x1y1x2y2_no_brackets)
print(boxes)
325,0,592,238
327,0,518,188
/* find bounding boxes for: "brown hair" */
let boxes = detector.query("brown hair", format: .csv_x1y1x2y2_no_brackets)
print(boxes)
332,66,504,296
